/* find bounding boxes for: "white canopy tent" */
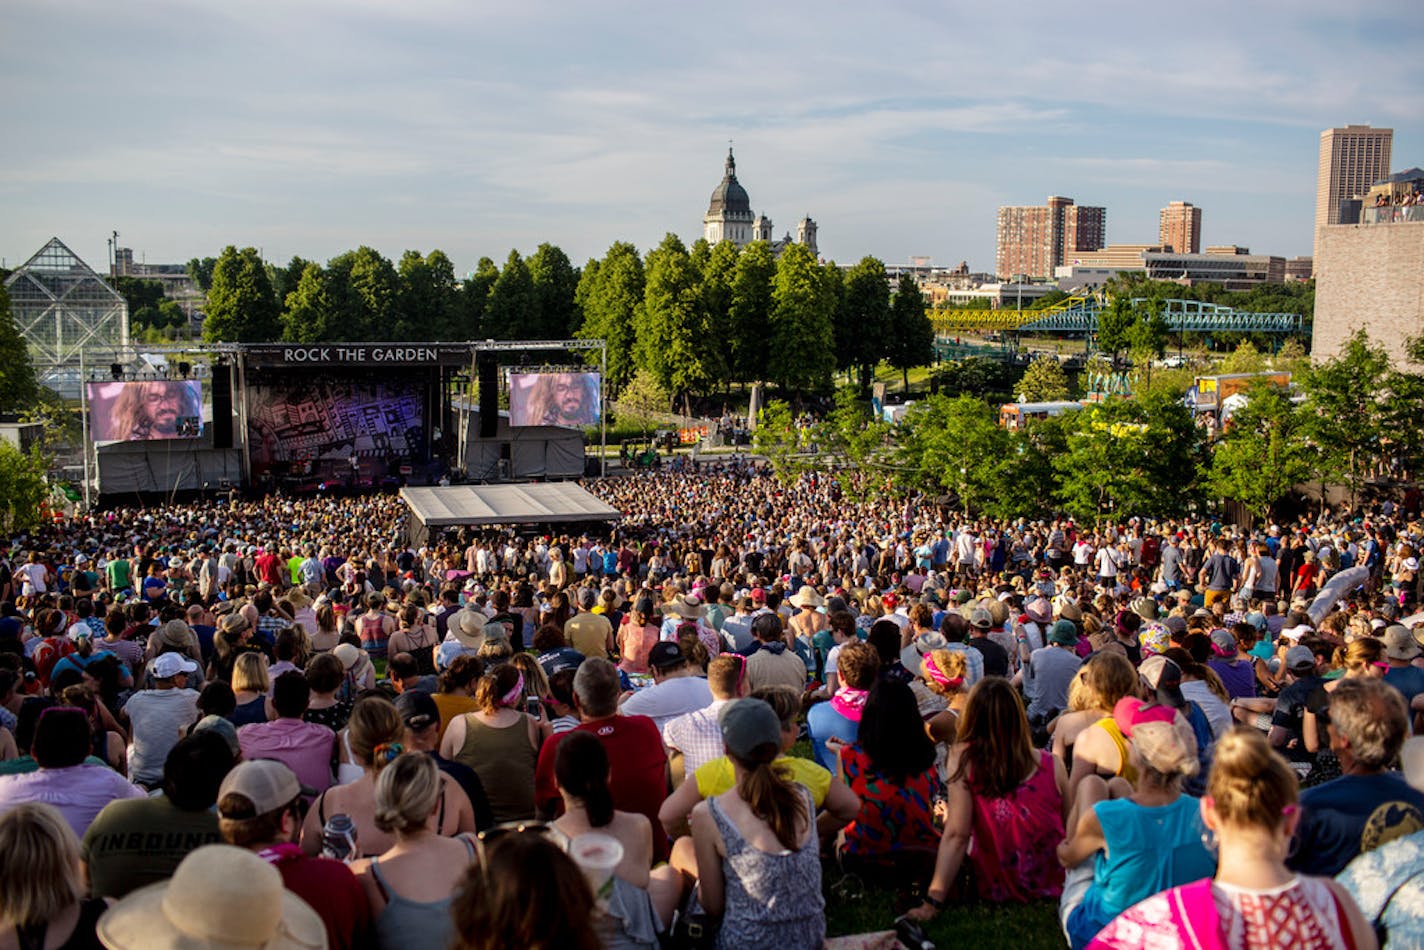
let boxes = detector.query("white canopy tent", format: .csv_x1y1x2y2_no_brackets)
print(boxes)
400,483,622,543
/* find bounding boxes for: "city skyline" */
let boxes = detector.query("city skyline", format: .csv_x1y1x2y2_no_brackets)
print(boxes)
2,0,1420,278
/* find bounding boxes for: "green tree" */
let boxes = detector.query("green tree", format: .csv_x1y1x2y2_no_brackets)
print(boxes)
752,399,812,485
929,356,1018,402
636,234,711,410
0,442,47,534
893,394,1012,514
885,274,934,388
1207,382,1318,525
483,250,536,340
0,286,37,413
1016,355,1070,402
528,243,580,338
1302,329,1392,505
280,263,341,343
727,241,775,384
203,246,281,342
186,257,217,293
838,257,891,392
1054,391,1204,523
396,250,458,340
325,247,399,341
1217,340,1267,375
576,243,643,395
456,257,499,339
273,256,312,305
1096,295,1136,363
697,241,739,387
615,367,672,433
768,243,834,396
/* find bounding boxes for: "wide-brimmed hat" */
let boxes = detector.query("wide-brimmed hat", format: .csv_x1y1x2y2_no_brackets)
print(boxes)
900,632,949,675
1025,597,1052,625
790,587,824,609
96,844,325,949
219,612,250,636
159,620,193,649
1383,624,1421,662
333,643,362,671
665,594,706,619
449,609,488,650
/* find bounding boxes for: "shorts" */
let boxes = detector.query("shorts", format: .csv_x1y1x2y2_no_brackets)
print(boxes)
1203,589,1230,607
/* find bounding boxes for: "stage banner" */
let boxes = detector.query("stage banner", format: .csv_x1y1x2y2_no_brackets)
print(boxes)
508,372,601,428
246,379,425,476
87,380,203,442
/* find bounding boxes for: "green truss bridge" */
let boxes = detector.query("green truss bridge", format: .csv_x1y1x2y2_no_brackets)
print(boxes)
932,296,1303,336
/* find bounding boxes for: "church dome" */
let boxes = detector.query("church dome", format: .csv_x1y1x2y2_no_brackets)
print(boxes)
707,147,752,216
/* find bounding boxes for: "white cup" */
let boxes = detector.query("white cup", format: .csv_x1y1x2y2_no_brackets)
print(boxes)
568,832,624,898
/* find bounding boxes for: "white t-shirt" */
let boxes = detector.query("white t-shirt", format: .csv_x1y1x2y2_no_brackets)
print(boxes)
124,688,199,786
619,676,713,733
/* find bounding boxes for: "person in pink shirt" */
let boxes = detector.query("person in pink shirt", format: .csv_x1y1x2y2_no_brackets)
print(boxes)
0,705,143,837
237,672,336,796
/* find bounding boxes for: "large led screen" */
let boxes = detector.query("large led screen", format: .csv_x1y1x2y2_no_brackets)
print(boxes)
246,379,425,477
508,372,601,428
87,380,203,442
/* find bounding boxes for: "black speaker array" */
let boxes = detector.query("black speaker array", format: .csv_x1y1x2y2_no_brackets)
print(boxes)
211,363,234,448
478,357,499,438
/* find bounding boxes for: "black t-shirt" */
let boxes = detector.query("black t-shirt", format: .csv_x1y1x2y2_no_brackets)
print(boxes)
968,635,1011,678
1271,674,1323,761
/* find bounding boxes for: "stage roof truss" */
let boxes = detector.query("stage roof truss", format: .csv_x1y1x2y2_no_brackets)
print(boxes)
400,483,622,528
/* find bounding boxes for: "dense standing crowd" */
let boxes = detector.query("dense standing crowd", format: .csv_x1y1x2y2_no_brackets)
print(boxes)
2,464,1424,948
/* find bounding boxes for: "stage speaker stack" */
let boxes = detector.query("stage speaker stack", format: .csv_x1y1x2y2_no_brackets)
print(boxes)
478,357,498,438
211,363,234,448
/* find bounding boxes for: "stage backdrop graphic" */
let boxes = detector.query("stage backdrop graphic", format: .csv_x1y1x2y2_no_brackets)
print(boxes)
507,372,601,429
246,379,425,476
87,380,204,442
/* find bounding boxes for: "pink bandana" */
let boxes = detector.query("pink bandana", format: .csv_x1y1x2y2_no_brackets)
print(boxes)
500,672,526,707
922,652,964,691
831,686,869,721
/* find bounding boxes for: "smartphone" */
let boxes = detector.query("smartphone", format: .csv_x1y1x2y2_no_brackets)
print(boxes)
525,696,542,718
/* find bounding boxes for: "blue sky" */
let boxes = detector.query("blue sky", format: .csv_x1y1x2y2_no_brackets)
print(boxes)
3,0,1420,277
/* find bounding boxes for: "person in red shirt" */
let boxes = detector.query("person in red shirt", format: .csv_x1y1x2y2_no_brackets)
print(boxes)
253,547,285,589
218,759,372,950
534,657,671,860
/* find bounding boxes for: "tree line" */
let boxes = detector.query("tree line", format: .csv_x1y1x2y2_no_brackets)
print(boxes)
195,238,934,402
757,329,1424,527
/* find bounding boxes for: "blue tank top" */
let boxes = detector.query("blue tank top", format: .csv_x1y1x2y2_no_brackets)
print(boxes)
369,836,476,950
1067,795,1217,949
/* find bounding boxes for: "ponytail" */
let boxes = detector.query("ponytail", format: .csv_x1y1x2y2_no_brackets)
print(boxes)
554,733,615,828
734,749,806,852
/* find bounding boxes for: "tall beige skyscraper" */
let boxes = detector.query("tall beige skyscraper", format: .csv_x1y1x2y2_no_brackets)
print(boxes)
1159,201,1202,254
1315,125,1392,265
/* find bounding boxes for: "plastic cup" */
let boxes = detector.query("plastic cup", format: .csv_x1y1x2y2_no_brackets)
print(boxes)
568,832,623,899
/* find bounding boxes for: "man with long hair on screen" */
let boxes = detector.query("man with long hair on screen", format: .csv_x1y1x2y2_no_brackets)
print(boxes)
524,373,599,427
108,381,201,440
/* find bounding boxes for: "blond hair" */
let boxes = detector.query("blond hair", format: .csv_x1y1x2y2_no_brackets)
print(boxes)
0,803,82,927
922,648,968,698
1207,728,1297,831
1067,651,1138,713
231,651,270,693
373,752,442,835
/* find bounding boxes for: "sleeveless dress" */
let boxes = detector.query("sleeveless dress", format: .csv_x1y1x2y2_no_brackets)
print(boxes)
968,749,1066,902
706,786,825,950
369,836,476,950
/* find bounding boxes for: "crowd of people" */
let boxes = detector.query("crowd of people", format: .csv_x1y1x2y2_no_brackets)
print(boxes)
2,464,1424,948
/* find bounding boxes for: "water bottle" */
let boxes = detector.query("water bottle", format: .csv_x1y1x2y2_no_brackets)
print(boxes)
321,813,358,863
894,915,936,950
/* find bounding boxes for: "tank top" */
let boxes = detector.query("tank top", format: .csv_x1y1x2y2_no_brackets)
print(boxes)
1093,717,1140,785
15,897,106,950
1255,557,1279,593
358,612,389,659
454,714,539,822
369,836,476,950
967,750,1066,902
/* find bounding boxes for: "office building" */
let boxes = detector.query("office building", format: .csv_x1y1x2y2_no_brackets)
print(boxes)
1159,201,1202,254
996,196,1106,280
1315,125,1393,266
1143,249,1285,289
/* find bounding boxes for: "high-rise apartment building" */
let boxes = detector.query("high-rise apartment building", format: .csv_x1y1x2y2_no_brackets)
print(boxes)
1159,201,1202,254
996,196,1106,280
1315,125,1392,265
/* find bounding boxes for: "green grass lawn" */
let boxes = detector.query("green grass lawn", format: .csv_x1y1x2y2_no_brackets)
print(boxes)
788,739,1066,947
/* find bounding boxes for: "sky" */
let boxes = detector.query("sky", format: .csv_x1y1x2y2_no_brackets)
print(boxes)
3,0,1421,278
